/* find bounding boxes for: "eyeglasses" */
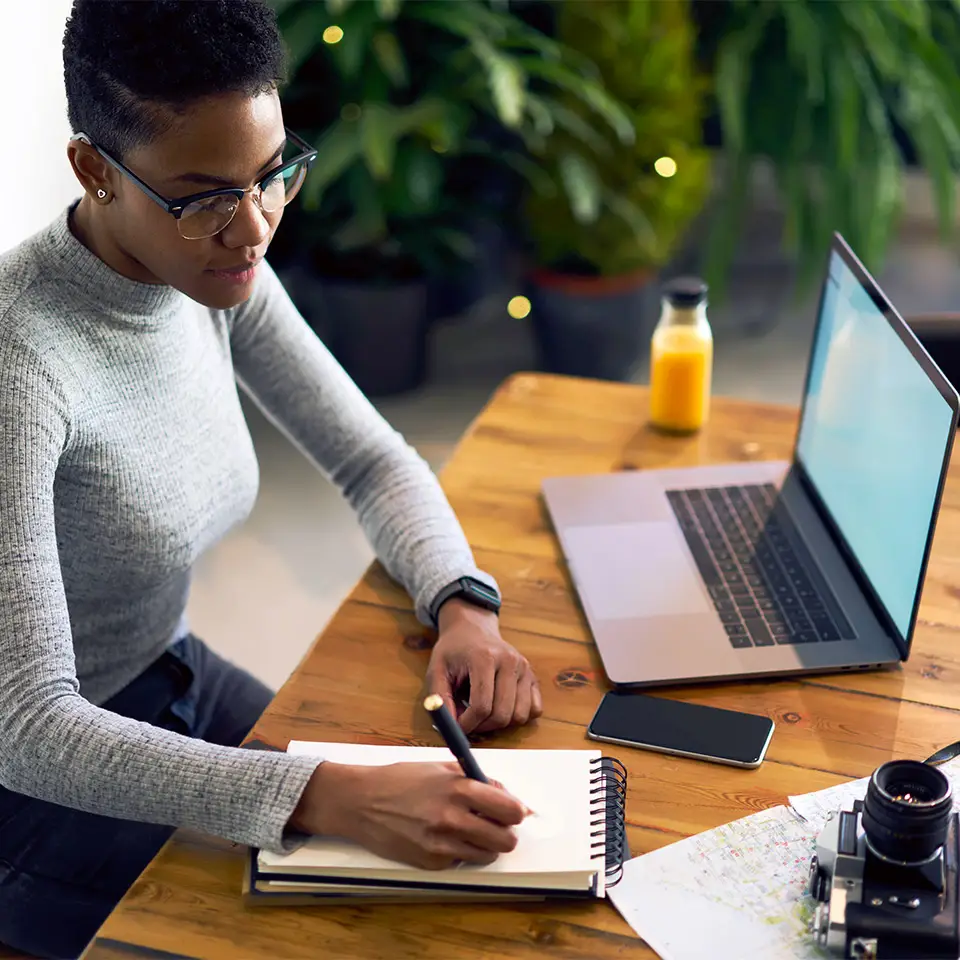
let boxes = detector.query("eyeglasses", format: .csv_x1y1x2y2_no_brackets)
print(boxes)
72,128,318,240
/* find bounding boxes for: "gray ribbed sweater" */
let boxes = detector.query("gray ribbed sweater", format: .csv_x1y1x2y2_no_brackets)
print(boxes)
0,205,497,853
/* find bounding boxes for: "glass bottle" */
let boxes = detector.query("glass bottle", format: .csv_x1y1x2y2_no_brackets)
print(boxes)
649,277,713,434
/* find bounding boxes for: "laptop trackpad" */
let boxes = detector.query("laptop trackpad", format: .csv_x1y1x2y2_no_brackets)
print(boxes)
563,522,711,621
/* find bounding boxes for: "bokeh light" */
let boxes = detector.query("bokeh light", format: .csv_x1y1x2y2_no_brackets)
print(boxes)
507,295,531,320
654,156,677,178
323,25,344,44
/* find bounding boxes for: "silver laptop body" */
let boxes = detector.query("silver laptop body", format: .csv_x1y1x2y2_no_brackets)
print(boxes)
542,235,959,686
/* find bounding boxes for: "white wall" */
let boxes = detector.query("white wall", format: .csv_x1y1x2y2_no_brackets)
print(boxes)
2,0,78,254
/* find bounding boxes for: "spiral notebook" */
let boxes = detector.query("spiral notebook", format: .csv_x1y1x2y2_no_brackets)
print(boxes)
246,742,627,904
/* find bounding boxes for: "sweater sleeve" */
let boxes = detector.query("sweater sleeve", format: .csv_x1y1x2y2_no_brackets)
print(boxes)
227,260,497,624
0,334,321,854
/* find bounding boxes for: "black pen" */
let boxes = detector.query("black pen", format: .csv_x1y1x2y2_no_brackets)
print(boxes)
423,694,489,782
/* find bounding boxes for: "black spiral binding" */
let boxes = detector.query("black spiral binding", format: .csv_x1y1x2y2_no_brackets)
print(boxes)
589,756,628,888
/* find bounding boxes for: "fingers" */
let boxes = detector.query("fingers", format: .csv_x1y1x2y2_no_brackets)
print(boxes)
436,642,542,733
446,806,519,856
457,654,496,734
530,675,543,720
483,662,518,732
456,778,526,827
424,662,458,719
417,838,500,870
475,658,538,733
511,672,534,727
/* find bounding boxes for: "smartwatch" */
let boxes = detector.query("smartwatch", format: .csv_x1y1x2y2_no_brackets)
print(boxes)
429,576,501,626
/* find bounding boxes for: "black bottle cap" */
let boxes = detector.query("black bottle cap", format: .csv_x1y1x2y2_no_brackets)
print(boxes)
662,276,708,307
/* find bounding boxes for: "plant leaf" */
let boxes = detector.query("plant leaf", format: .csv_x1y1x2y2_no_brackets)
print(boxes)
498,32,596,76
374,0,401,20
846,50,895,153
332,213,387,251
523,94,555,140
830,59,860,171
299,120,363,209
714,13,771,155
402,148,444,211
417,102,470,152
898,30,960,134
277,2,331,79
604,190,655,249
866,145,902,268
544,101,611,156
779,1,824,102
835,3,903,81
390,98,457,140
406,1,510,42
325,0,384,81
334,166,388,250
431,228,478,263
360,103,396,181
371,30,408,87
558,152,601,224
462,139,554,196
470,37,525,128
908,114,955,238
517,57,634,145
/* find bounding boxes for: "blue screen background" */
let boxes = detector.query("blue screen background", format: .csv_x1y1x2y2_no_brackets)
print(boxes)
796,251,954,638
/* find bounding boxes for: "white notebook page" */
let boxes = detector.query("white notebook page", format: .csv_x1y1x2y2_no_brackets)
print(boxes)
259,743,604,892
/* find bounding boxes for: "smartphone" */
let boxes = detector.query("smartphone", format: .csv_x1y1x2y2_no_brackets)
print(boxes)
586,690,775,768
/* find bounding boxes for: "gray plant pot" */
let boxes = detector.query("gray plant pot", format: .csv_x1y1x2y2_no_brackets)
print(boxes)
526,270,659,382
668,199,796,335
278,263,430,397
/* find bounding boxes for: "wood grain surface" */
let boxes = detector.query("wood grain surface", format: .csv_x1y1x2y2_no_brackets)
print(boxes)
82,373,960,959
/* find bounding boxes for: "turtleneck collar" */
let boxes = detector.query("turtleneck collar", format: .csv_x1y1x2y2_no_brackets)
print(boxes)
37,202,186,324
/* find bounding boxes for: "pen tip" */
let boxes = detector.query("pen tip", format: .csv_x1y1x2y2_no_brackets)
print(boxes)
423,694,444,712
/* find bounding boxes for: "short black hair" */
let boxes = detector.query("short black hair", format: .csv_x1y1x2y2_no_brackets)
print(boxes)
63,0,286,159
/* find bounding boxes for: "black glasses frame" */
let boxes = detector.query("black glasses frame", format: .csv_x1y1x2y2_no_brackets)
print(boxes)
72,127,317,224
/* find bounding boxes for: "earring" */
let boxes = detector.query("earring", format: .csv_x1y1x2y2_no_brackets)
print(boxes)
97,188,107,199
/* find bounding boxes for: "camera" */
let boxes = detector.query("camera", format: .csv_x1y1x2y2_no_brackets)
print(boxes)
808,760,960,959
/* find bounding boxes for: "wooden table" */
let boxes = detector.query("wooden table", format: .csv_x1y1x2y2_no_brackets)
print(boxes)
83,374,960,959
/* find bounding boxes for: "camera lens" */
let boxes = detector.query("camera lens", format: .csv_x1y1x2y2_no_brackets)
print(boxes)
862,760,952,864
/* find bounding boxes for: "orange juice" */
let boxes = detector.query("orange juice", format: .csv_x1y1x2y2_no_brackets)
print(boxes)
648,278,713,434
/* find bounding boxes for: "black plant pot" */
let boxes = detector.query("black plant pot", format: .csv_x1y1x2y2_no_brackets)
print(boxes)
427,218,512,322
278,263,431,398
526,270,659,382
324,280,430,397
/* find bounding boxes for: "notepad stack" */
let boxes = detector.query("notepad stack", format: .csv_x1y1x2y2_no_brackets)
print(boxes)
245,742,627,905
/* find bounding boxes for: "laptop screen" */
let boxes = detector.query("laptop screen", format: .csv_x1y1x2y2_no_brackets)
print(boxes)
795,248,956,640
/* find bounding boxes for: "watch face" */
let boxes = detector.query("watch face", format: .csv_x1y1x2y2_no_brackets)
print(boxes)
466,579,501,608
432,578,501,625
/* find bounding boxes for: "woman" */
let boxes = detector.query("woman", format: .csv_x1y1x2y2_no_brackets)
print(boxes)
0,2,542,956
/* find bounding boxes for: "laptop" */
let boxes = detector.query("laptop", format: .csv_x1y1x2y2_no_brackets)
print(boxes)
541,234,960,686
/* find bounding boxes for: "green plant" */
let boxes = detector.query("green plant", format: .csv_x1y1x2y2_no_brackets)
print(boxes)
272,0,634,280
525,0,711,278
703,0,960,294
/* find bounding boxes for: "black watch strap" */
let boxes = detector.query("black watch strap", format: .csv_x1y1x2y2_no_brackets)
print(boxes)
429,576,501,626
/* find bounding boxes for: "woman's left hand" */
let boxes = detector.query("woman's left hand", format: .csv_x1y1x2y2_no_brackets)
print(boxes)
424,599,543,735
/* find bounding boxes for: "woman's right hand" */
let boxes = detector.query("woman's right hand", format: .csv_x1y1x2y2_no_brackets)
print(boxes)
289,761,526,870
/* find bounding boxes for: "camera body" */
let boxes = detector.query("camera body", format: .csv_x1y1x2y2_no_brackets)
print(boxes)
809,761,960,959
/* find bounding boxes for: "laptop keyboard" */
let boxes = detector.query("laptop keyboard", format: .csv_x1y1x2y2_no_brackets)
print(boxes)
666,484,855,649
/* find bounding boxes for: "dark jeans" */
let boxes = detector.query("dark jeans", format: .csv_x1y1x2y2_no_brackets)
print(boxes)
0,635,274,960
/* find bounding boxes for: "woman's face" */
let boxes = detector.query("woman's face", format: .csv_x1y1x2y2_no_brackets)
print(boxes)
79,90,287,310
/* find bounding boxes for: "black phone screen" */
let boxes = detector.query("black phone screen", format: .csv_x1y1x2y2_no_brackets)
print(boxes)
587,691,775,766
